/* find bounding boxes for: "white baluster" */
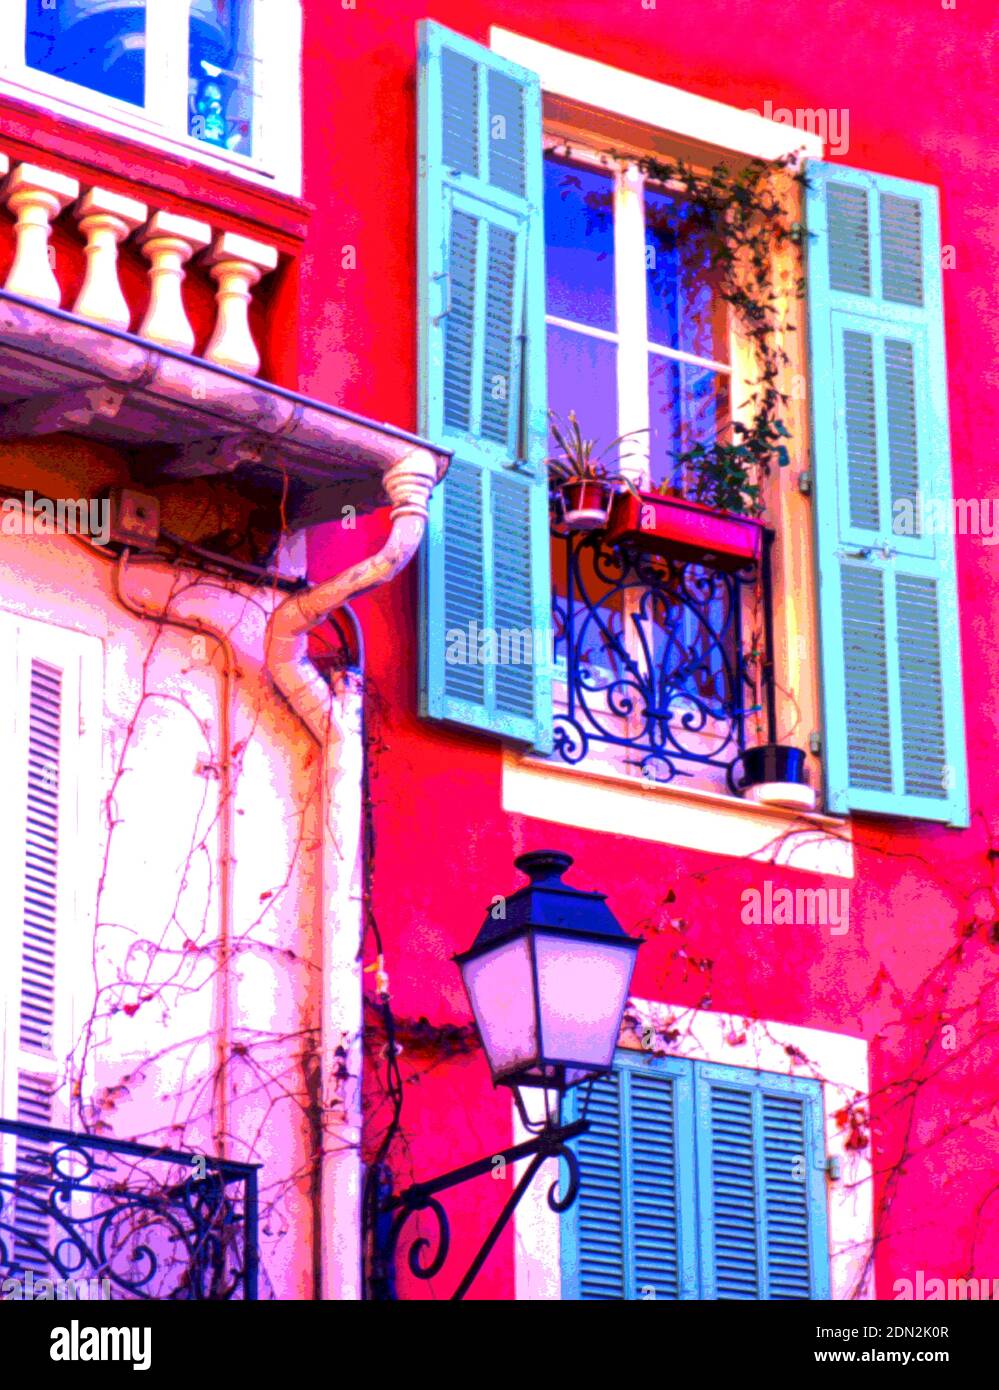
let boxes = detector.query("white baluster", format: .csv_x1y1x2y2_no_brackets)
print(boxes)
203,231,278,375
73,187,147,329
2,163,79,307
136,210,211,352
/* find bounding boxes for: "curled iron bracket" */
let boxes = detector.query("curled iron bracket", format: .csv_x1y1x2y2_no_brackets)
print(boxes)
371,1117,590,1301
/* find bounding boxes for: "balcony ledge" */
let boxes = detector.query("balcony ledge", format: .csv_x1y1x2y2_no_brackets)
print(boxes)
0,290,448,528
503,748,854,879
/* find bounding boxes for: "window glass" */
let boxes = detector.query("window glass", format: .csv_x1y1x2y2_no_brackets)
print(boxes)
544,156,615,332
546,324,618,461
648,357,730,492
644,185,727,362
26,0,147,107
189,0,254,155
645,185,730,492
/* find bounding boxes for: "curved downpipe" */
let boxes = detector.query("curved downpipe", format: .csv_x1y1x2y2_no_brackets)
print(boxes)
265,446,438,1300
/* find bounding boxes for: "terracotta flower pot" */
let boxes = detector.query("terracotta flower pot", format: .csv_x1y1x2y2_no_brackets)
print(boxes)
605,489,764,572
559,479,615,532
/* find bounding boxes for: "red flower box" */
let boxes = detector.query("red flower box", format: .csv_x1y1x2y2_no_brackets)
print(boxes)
605,490,764,573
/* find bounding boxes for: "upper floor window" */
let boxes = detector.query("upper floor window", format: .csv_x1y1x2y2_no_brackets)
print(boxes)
0,1,301,193
416,22,971,829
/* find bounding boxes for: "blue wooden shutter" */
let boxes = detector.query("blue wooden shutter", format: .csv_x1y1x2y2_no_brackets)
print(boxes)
562,1053,697,1300
806,162,968,824
695,1063,830,1300
417,21,552,750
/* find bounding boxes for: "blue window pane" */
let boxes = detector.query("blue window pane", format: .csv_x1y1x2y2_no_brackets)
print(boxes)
189,1,253,154
645,186,727,363
547,324,619,461
544,157,616,332
26,0,147,107
648,356,729,491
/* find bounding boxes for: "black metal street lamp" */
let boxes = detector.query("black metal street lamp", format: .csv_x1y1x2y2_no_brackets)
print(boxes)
370,850,642,1300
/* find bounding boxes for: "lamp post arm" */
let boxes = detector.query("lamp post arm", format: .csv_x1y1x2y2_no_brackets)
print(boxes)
371,1117,589,1300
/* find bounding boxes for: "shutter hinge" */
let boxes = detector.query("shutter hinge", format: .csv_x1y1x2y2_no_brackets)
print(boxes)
798,469,812,496
825,1154,842,1181
808,730,821,757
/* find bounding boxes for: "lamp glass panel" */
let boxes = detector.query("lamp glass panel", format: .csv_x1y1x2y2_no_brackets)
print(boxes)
459,936,537,1079
534,933,636,1067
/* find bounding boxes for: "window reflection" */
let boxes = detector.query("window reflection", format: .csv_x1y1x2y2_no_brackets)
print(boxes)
189,0,254,155
648,357,730,492
26,0,147,108
544,156,615,333
546,324,619,463
644,185,727,363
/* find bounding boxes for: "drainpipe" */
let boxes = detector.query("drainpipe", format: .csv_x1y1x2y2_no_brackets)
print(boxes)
265,446,438,1301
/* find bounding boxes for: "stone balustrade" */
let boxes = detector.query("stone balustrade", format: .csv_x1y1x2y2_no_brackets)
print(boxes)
0,157,279,377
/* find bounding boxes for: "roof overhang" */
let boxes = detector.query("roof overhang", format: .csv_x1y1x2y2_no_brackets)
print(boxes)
0,290,449,529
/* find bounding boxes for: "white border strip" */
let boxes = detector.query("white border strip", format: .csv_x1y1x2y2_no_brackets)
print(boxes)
491,28,824,162
503,751,854,879
514,1004,874,1300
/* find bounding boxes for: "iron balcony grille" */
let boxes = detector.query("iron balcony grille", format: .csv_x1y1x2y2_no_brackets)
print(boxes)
551,527,777,791
0,1118,258,1300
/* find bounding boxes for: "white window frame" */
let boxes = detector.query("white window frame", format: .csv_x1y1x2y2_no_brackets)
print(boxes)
0,0,303,196
513,1003,874,1301
496,27,829,817
545,140,733,493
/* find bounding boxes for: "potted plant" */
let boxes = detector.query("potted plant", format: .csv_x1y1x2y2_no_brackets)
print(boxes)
605,485,766,572
604,423,789,572
547,412,644,532
734,742,816,811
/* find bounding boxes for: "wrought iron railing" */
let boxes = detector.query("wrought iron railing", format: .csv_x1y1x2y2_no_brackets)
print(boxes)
0,1118,258,1300
551,527,776,791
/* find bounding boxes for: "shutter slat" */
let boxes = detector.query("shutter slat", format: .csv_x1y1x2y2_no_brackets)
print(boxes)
880,193,924,306
19,659,62,1056
13,1075,56,1273
826,181,871,296
487,69,526,196
574,1072,627,1300
842,330,880,530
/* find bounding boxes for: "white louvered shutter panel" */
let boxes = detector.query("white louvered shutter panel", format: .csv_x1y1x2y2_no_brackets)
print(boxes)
0,615,95,1275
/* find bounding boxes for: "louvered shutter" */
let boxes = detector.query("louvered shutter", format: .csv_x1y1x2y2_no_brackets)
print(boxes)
562,1054,697,1300
806,162,968,824
0,617,93,1274
417,21,552,750
695,1063,830,1300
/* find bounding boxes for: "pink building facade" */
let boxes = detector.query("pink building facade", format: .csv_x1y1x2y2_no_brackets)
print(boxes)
0,0,996,1303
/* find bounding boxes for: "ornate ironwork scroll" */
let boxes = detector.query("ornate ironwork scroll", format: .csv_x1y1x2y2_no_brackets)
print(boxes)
0,1118,259,1300
551,529,775,790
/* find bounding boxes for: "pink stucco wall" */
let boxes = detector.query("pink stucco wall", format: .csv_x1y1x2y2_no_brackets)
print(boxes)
296,1,999,1297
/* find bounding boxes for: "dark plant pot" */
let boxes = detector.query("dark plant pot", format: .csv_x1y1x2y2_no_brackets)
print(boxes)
736,743,815,811
742,743,807,786
605,489,764,572
559,479,615,532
